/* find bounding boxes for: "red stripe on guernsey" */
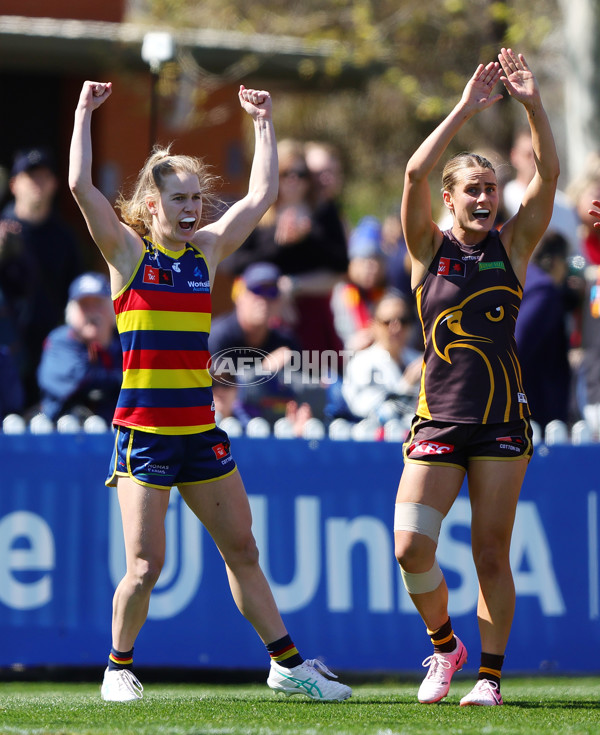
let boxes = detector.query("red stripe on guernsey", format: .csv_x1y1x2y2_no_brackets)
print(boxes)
114,288,211,315
122,349,211,371
114,405,214,427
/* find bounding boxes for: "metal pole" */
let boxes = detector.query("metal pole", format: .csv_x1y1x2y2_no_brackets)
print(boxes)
149,70,159,150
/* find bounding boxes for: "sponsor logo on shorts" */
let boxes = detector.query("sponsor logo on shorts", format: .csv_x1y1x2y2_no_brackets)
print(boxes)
147,463,170,475
496,435,524,452
409,440,454,455
438,257,465,277
212,442,230,459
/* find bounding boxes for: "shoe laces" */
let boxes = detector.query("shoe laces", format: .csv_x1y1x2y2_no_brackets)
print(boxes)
475,678,500,695
421,652,452,680
115,669,144,698
303,659,339,679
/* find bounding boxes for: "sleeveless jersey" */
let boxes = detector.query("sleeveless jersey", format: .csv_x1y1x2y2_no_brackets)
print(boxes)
414,229,529,424
112,237,215,435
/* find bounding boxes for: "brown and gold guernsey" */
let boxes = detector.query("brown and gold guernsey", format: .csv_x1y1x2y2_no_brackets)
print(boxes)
414,229,529,424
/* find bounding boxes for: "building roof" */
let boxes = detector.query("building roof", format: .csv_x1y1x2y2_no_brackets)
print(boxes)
0,15,381,86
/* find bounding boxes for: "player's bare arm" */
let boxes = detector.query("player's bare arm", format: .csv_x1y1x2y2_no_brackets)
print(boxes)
401,61,503,287
498,49,559,277
69,81,144,289
199,85,278,277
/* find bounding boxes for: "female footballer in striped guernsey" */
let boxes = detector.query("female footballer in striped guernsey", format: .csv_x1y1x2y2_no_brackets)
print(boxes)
69,81,351,703
396,49,558,706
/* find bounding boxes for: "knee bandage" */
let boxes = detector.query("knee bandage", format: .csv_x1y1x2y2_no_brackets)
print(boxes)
395,502,444,594
400,560,444,594
394,502,443,543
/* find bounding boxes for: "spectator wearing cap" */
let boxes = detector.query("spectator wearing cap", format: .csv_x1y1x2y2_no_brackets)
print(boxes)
331,215,389,351
37,271,122,423
0,147,84,407
209,262,305,425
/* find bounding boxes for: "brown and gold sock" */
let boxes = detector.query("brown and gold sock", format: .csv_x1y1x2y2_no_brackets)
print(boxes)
427,617,456,654
478,652,504,687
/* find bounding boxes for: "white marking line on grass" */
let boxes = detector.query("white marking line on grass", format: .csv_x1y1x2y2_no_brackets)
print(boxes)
589,491,599,619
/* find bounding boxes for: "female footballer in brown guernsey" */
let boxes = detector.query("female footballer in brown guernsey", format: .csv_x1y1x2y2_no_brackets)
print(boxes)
396,49,559,706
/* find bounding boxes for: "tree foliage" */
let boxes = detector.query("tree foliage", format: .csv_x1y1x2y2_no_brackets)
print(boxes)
132,0,562,220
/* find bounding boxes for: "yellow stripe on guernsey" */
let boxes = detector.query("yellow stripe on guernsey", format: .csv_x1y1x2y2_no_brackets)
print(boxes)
122,368,212,390
416,362,431,419
415,285,431,419
116,309,211,334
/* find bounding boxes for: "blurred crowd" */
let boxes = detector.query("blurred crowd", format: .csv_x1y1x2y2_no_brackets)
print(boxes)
3,133,600,440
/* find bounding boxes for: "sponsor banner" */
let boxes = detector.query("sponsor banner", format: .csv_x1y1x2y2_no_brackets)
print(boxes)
0,435,598,672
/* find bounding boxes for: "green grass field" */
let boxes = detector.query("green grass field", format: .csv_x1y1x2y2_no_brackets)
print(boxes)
0,676,598,735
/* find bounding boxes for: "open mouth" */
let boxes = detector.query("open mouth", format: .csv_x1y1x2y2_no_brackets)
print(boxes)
179,217,196,232
473,208,490,221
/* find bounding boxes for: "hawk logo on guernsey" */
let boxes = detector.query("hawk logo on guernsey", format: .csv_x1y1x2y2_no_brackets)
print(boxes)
143,265,174,286
438,257,465,277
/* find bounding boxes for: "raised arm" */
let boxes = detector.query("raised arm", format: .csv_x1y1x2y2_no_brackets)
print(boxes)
69,81,142,279
498,49,559,272
198,85,278,272
401,61,503,286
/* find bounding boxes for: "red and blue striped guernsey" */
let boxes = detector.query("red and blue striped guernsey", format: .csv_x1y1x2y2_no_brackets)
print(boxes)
112,237,215,435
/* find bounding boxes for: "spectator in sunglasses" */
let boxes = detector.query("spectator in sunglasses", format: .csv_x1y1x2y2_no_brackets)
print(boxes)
224,140,347,367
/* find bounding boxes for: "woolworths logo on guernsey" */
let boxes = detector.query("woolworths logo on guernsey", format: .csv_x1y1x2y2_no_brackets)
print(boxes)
209,347,354,386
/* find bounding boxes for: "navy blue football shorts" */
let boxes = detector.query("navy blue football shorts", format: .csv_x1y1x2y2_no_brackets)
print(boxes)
105,425,237,490
403,416,533,470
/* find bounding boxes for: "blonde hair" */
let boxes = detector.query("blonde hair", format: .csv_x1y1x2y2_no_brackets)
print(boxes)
441,153,496,194
115,144,221,235
277,138,308,174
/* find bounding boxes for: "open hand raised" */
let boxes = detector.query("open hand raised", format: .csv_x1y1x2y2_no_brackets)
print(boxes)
498,48,539,106
460,60,503,114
